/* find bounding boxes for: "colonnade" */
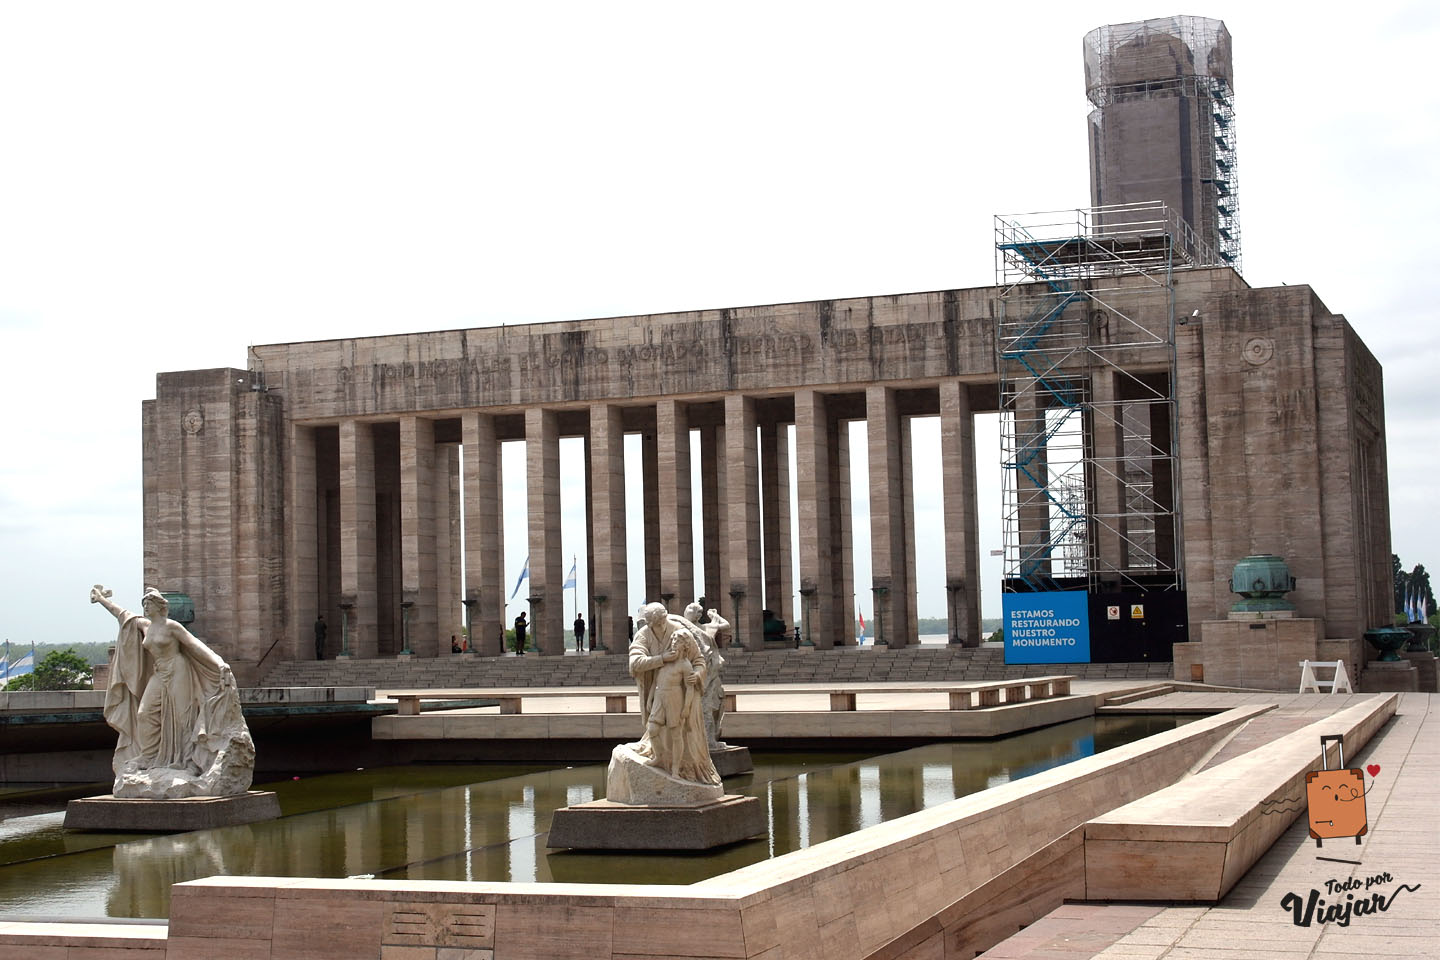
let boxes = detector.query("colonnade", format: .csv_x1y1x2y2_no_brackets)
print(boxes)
287,384,984,660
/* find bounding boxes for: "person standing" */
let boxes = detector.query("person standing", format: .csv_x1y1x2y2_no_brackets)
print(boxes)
513,612,528,656
573,613,586,653
314,615,327,660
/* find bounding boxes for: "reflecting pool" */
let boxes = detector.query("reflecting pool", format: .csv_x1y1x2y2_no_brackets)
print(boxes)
0,714,1185,919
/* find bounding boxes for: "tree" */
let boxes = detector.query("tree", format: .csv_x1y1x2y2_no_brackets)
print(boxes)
1393,553,1407,617
4,650,93,691
1407,564,1435,621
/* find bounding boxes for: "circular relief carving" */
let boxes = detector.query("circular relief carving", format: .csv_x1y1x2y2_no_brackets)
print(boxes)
1243,337,1275,366
181,410,204,435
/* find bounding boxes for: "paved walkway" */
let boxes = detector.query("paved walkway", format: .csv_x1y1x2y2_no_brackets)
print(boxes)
978,691,1438,959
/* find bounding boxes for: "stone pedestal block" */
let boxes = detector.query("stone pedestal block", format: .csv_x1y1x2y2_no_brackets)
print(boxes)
1359,660,1419,692
1171,641,1203,682
64,791,281,832
1399,651,1438,692
1195,618,1324,690
711,744,753,778
546,795,764,850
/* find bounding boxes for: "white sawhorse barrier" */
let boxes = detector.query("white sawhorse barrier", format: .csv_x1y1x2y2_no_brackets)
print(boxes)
1298,659,1353,693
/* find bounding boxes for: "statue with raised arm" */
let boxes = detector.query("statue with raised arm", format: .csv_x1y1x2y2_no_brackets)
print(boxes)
90,585,255,799
683,601,731,749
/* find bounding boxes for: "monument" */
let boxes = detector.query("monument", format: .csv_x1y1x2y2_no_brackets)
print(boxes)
547,601,764,851
682,601,753,776
64,586,280,831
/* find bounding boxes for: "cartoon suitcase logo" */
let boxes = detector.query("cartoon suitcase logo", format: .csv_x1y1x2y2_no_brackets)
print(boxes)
1306,734,1369,847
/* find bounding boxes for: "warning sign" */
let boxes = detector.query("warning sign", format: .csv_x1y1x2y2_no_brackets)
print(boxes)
1106,605,1120,620
1130,604,1145,620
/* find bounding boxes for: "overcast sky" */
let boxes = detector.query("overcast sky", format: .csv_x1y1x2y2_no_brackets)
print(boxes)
2,2,1436,650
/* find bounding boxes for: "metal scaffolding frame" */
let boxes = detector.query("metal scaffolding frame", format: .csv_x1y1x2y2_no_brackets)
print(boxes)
994,202,1190,595
1084,15,1241,272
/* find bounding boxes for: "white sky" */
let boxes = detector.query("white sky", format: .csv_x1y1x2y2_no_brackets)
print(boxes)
2,2,1436,649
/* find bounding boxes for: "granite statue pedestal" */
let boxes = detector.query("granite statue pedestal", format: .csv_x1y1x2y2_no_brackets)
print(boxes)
711,744,752,778
64,791,282,832
547,795,764,850
547,742,764,850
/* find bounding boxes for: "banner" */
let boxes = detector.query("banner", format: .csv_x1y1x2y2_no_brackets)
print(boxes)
1003,591,1091,664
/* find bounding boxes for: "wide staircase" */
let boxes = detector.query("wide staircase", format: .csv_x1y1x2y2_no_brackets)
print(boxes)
261,645,1174,689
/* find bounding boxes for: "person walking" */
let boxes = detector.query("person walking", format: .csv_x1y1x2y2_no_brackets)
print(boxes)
513,612,528,656
573,613,586,653
314,615,327,660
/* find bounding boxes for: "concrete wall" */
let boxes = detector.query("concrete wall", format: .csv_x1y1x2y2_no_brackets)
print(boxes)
143,367,286,685
1175,285,1391,650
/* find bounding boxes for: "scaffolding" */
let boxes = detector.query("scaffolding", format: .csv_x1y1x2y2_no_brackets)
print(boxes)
1084,15,1241,272
995,202,1189,596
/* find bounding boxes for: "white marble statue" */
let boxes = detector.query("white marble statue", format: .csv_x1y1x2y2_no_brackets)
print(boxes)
91,585,256,799
609,601,720,802
683,601,731,749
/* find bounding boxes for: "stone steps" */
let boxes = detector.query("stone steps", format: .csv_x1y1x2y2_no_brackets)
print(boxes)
260,646,1173,689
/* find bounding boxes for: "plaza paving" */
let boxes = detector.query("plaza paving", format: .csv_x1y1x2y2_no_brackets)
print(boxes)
976,690,1437,960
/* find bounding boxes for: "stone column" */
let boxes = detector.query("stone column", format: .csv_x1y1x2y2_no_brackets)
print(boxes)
724,394,763,649
339,419,378,658
901,417,919,644
761,421,793,625
700,424,724,608
641,425,661,604
1089,371,1126,579
582,426,595,649
867,386,913,647
940,381,981,646
795,391,833,647
399,417,438,656
1149,400,1176,570
526,407,563,655
436,442,463,647
287,422,320,659
589,403,628,654
462,412,504,657
830,417,854,647
657,399,694,607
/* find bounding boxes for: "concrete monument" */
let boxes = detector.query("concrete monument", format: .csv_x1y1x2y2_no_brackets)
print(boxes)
548,601,763,850
683,601,753,776
609,601,721,802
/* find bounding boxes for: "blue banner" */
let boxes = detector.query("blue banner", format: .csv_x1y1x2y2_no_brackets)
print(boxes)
1003,591,1091,664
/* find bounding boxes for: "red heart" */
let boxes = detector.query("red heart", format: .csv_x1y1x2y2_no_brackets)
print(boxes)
1366,764,1380,777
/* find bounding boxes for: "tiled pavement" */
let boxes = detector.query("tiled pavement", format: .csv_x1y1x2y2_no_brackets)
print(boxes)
978,691,1438,959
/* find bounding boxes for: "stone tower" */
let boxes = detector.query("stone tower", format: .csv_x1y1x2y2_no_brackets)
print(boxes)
1084,15,1240,270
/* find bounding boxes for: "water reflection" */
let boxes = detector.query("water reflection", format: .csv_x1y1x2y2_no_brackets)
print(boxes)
0,715,1183,919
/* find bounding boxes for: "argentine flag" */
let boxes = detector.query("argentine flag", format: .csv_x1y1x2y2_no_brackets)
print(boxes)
563,559,577,590
1,651,34,683
510,555,530,600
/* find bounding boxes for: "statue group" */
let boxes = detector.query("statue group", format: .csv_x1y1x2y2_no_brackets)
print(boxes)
608,600,732,803
90,585,256,799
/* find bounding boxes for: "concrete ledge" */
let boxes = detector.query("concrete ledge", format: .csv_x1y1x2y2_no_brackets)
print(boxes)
371,694,1097,743
1084,693,1397,901
0,921,167,956
64,791,282,832
0,687,376,714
